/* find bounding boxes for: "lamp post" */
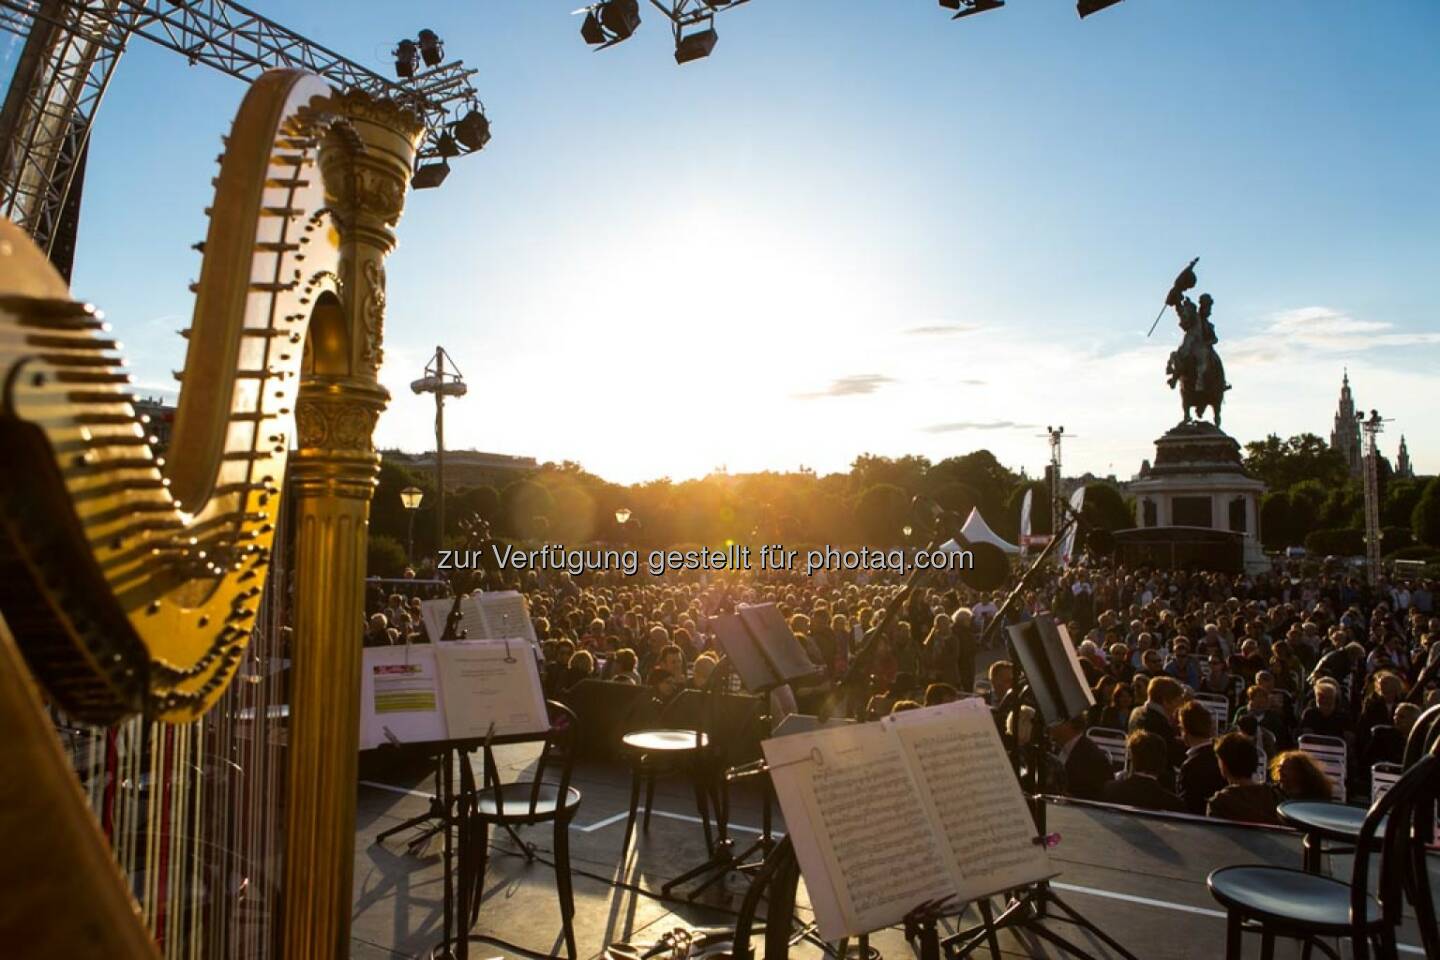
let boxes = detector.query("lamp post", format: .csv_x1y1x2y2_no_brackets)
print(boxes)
400,486,424,562
411,346,467,552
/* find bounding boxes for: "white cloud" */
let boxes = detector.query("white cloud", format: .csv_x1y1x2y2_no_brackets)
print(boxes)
1227,306,1440,364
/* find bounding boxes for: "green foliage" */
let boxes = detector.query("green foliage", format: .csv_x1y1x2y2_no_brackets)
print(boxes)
1243,433,1349,491
1259,491,1292,548
1380,526,1414,553
1414,478,1440,548
1318,484,1362,530
1383,478,1425,528
854,483,910,545
928,450,1019,522
366,535,409,579
1079,483,1132,533
1303,527,1366,557
500,478,555,540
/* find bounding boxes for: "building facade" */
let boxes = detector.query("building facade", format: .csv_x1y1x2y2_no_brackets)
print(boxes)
1329,370,1362,478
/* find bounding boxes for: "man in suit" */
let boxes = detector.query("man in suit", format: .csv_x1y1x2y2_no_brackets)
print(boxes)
1101,731,1186,812
1128,676,1187,771
1177,700,1227,815
1048,714,1114,801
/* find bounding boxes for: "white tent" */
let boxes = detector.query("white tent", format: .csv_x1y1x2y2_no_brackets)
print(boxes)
961,508,1021,555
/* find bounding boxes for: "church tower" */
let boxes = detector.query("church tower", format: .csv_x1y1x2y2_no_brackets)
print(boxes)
1397,435,1414,479
1330,369,1362,477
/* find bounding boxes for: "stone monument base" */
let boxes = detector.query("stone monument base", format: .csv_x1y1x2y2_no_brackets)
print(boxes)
1127,421,1269,574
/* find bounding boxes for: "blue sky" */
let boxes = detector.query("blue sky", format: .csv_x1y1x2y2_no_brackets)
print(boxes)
13,0,1438,483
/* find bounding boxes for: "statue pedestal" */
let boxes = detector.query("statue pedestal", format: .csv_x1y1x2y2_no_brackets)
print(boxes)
1125,422,1268,574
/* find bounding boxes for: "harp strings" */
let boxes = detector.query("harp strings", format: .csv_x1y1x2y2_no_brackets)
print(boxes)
51,489,291,960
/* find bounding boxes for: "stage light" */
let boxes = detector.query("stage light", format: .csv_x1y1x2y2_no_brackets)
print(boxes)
435,132,460,158
411,160,450,190
1077,0,1124,17
942,0,1005,19
417,29,444,68
451,108,491,152
580,0,641,48
674,28,718,64
394,39,418,78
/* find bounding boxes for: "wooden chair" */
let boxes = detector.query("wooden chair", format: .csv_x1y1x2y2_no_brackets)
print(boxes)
459,701,582,960
1211,742,1440,960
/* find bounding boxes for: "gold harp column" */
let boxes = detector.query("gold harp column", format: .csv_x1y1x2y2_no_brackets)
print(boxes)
282,92,423,960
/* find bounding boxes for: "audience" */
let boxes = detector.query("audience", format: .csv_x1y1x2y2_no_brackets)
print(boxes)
1101,731,1186,812
1207,732,1280,826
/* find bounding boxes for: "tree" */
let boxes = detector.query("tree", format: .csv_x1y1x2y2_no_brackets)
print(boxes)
500,478,554,541
367,535,409,579
853,483,910,545
1383,478,1425,529
1414,478,1440,548
1259,491,1292,548
1242,433,1349,492
1304,528,1365,557
1318,484,1362,530
1079,483,1132,533
929,450,1020,522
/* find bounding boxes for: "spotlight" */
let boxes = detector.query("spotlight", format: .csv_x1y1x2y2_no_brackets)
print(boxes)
435,132,460,159
942,0,1005,18
417,29,444,68
451,107,491,153
411,160,450,190
393,38,418,78
579,0,641,48
674,28,718,64
1077,0,1124,16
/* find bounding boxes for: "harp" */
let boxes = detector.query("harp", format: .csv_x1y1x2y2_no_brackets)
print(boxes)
0,70,422,958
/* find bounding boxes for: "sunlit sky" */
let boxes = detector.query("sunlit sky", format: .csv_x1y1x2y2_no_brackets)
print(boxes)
13,1,1439,483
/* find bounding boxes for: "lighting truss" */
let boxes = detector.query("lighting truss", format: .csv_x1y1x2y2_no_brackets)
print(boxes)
0,0,483,273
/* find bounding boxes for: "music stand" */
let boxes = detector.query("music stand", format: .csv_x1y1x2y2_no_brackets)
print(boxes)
661,603,821,899
943,610,1137,959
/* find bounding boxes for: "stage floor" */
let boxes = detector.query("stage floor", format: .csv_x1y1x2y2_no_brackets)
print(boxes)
350,745,1437,959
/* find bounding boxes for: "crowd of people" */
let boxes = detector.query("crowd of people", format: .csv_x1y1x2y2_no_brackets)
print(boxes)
363,555,1440,826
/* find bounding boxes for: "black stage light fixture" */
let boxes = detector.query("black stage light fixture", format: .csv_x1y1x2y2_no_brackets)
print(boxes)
417,29,444,67
674,28,718,64
435,132,461,159
949,0,1005,19
412,160,450,190
451,108,491,153
394,38,418,78
580,11,607,45
1077,0,1124,16
601,0,641,41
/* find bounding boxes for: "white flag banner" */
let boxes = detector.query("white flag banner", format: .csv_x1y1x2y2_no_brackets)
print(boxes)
1059,486,1086,565
1019,489,1033,556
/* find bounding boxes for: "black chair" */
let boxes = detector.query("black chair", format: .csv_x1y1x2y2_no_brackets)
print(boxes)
1279,703,1440,872
459,701,581,960
617,690,722,857
1208,741,1440,960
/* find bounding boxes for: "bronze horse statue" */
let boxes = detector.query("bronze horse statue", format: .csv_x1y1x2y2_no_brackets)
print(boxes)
1162,262,1229,428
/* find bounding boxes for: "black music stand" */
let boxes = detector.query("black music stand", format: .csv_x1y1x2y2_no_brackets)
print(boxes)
661,603,820,899
942,609,1136,960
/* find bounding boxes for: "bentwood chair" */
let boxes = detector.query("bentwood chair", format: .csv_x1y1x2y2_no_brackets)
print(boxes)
459,701,582,960
1280,703,1440,873
1208,740,1440,960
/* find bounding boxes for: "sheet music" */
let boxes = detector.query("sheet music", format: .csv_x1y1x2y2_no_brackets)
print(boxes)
712,612,777,691
763,723,949,940
359,645,446,749
433,640,548,739
476,590,537,643
418,597,457,642
886,700,1056,899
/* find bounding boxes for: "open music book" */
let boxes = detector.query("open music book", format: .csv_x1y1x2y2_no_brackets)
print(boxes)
762,698,1056,941
418,590,538,644
358,638,547,749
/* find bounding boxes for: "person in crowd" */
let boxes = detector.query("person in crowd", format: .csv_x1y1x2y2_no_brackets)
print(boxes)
1099,682,1135,731
1177,700,1227,815
1049,714,1115,802
1165,640,1201,689
1271,750,1333,802
612,648,641,685
987,660,1014,705
923,682,960,705
1101,731,1186,812
689,651,720,691
1233,684,1292,751
364,612,391,647
1298,678,1350,740
890,699,923,714
565,649,596,690
648,665,682,706
1207,733,1280,826
1129,676,1186,770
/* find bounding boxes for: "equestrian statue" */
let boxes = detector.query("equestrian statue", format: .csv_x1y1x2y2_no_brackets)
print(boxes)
1157,257,1230,428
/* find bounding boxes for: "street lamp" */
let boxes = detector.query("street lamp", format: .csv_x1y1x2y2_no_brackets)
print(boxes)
400,486,424,562
411,346,467,552
614,507,632,526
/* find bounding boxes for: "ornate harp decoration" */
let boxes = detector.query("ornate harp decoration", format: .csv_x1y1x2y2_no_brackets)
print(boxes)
0,70,423,957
